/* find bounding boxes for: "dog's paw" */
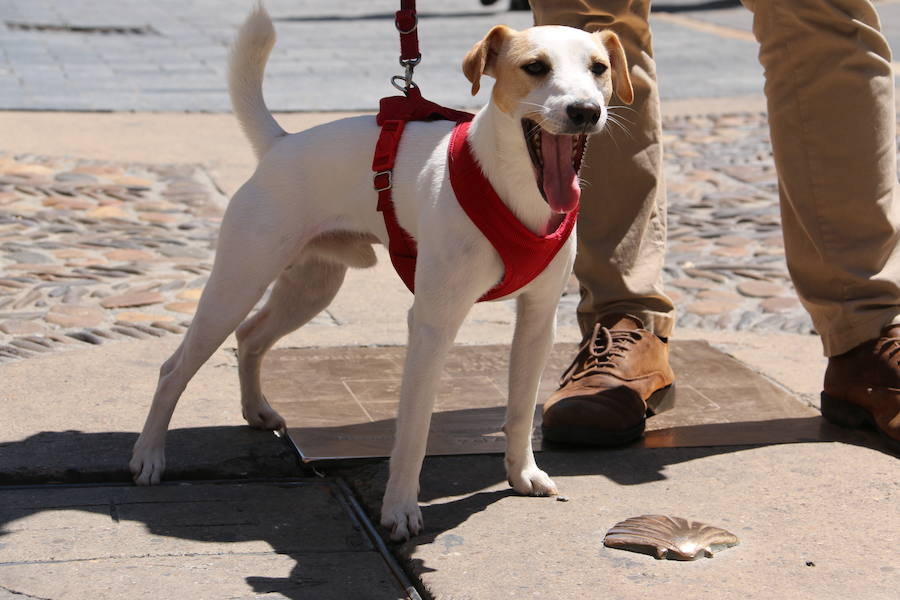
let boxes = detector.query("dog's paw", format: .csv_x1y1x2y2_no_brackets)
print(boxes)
129,442,165,486
380,499,423,541
242,396,286,431
507,465,558,497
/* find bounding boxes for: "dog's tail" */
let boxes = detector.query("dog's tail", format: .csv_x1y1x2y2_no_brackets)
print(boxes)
228,2,287,159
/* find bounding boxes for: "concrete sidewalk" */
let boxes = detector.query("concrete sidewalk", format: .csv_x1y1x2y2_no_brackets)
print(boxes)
0,0,770,111
0,480,417,600
0,313,895,599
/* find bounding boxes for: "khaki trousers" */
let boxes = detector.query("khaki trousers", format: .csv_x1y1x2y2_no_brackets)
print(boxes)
532,0,900,356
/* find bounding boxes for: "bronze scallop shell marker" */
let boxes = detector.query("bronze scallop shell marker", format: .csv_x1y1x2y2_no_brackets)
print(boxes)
604,515,739,560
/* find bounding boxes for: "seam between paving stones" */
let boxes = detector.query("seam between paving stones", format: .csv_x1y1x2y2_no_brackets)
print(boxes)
0,584,52,600
0,549,386,568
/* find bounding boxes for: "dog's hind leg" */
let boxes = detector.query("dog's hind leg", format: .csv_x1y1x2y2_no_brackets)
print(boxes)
504,291,558,496
235,256,347,430
130,183,315,485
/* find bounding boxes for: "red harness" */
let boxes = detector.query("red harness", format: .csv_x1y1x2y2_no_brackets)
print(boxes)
371,2,577,301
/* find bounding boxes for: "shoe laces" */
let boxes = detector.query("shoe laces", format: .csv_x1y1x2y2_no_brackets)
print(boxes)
875,332,900,365
559,322,643,386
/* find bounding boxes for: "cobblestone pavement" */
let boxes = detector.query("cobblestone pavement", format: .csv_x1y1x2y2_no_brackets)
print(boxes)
0,152,338,363
1,110,828,363
0,155,217,360
662,112,811,333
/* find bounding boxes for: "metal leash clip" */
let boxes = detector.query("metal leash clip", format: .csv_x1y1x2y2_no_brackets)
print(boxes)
391,55,421,94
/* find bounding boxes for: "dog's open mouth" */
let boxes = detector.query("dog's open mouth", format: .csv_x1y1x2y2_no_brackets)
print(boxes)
522,118,587,214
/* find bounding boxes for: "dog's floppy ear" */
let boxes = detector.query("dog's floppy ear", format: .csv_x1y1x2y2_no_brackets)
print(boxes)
462,25,512,96
595,30,634,105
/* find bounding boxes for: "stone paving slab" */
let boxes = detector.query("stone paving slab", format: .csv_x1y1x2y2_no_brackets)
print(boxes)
0,334,301,485
0,1,897,111
0,0,792,111
338,443,900,600
264,341,864,464
0,0,524,111
0,480,413,599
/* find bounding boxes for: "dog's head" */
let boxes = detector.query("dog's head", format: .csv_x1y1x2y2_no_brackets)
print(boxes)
463,25,633,213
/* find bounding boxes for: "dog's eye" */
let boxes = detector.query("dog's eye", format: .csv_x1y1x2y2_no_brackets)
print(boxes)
590,62,608,76
521,61,550,76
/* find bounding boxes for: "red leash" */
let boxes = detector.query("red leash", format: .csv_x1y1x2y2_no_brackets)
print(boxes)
394,0,421,87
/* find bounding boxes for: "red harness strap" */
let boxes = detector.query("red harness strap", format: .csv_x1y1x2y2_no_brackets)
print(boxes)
448,121,578,301
372,109,577,302
371,87,472,288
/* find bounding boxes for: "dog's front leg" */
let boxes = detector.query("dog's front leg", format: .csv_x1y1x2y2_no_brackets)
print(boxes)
504,291,559,496
381,289,476,541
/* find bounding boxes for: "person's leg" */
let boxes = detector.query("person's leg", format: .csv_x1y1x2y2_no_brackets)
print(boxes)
742,0,900,355
742,0,900,448
532,0,674,337
532,1,676,446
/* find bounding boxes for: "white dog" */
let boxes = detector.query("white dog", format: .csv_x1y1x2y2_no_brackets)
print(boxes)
130,4,632,540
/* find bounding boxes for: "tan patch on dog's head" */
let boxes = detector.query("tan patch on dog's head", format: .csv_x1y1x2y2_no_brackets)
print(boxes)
463,26,633,119
463,26,549,114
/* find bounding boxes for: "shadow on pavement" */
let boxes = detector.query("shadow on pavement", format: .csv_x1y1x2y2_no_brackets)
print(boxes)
0,415,887,596
0,426,299,485
329,409,886,552
0,427,411,598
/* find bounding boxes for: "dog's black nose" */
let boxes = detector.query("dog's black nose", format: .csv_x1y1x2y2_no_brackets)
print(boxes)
566,103,603,127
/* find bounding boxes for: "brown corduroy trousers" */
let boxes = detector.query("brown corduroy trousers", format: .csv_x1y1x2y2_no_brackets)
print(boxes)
531,0,900,356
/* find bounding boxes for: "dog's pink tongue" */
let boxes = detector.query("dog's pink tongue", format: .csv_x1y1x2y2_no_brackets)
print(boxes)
540,131,580,213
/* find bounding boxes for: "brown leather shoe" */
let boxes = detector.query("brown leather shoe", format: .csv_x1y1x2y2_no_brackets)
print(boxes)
541,314,675,446
822,324,900,453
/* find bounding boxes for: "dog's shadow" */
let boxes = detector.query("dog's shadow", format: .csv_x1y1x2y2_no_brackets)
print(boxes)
322,405,886,557
0,413,886,597
0,427,383,599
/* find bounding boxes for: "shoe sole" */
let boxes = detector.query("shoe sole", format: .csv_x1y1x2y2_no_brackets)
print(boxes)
541,384,676,447
821,392,900,455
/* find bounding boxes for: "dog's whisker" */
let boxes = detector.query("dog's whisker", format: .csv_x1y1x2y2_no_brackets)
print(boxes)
607,126,634,145
520,101,552,112
611,123,635,142
599,124,623,153
526,116,552,138
608,104,638,115
607,113,636,127
605,115,634,142
606,113,629,128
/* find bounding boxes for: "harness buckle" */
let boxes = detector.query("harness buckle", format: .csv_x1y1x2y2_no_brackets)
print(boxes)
374,170,393,192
